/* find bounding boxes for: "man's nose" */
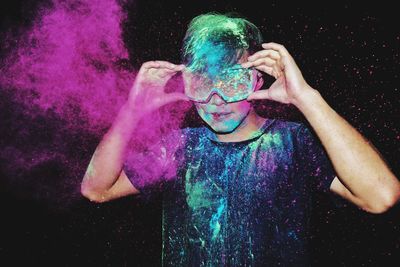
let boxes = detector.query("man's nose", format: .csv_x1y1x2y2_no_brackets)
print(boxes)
208,93,226,106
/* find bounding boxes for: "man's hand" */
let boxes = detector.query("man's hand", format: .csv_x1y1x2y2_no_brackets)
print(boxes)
242,43,400,214
128,60,189,115
242,42,314,106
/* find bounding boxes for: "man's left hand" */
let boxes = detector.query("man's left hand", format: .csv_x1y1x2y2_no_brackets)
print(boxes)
242,42,315,106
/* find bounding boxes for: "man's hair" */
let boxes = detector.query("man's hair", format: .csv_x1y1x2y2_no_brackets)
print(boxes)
181,12,263,74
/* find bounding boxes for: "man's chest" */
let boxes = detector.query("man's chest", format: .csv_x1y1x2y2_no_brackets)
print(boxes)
182,146,295,216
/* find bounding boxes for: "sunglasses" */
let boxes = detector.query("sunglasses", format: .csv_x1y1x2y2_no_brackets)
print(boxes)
182,65,256,103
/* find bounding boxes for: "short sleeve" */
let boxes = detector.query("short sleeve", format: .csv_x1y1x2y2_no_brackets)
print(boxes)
294,124,337,194
123,149,166,202
123,129,186,202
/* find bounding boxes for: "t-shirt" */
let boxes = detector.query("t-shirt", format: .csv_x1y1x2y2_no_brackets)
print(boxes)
124,118,338,266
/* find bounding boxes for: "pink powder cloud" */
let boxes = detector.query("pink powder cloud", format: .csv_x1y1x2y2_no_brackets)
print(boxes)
0,0,191,205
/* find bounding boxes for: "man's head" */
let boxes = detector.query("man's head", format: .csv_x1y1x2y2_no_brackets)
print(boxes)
181,13,264,133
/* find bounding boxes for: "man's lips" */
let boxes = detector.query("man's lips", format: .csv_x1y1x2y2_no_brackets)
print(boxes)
209,112,233,120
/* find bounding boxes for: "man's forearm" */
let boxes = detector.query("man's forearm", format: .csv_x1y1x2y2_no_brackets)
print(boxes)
294,88,400,208
81,102,139,194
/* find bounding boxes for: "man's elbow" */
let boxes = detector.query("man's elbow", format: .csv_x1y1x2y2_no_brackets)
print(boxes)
81,184,108,203
366,186,400,214
381,187,400,213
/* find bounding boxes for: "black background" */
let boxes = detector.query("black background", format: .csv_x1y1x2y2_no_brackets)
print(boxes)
1,0,399,266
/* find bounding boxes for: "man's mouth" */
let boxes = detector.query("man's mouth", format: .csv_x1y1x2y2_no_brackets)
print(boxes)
210,112,232,121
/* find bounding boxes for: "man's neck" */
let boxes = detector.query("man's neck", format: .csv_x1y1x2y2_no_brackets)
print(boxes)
215,110,267,142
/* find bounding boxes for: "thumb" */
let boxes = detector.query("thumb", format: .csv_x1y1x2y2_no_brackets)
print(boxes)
162,92,190,105
247,89,272,101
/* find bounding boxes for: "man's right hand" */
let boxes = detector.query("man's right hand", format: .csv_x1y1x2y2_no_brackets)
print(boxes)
81,60,188,202
128,60,189,116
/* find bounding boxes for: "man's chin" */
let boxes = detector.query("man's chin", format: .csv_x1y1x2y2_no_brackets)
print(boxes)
207,121,239,134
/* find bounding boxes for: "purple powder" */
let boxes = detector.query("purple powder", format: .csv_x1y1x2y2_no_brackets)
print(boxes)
0,0,191,205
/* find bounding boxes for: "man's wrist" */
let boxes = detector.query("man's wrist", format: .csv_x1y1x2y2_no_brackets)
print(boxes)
112,102,142,135
292,86,323,113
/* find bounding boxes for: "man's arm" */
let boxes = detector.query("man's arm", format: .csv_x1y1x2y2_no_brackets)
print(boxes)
294,89,400,214
81,61,187,203
243,42,400,214
81,103,140,203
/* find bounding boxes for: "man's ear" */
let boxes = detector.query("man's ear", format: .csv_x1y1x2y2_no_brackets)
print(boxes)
255,72,264,91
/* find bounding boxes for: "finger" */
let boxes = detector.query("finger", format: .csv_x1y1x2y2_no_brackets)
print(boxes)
253,65,275,78
253,47,285,71
158,69,181,78
247,49,280,62
261,43,290,58
247,89,272,101
157,65,185,74
153,61,186,71
242,57,277,68
143,61,182,71
175,64,186,71
162,92,190,105
262,43,302,77
244,58,282,78
142,61,161,70
147,65,182,78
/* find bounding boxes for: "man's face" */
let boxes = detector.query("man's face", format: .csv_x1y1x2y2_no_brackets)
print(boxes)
194,93,253,133
183,54,261,133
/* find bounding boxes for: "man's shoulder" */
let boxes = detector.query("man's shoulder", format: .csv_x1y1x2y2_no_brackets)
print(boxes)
180,125,209,139
162,126,208,149
162,127,205,141
263,118,306,136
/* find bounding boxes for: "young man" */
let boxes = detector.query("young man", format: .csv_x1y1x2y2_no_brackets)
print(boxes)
81,13,400,266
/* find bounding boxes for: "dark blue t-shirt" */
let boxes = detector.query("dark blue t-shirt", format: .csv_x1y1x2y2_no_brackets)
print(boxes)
125,119,338,266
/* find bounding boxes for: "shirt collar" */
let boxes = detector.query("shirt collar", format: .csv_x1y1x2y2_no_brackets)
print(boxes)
206,118,276,144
